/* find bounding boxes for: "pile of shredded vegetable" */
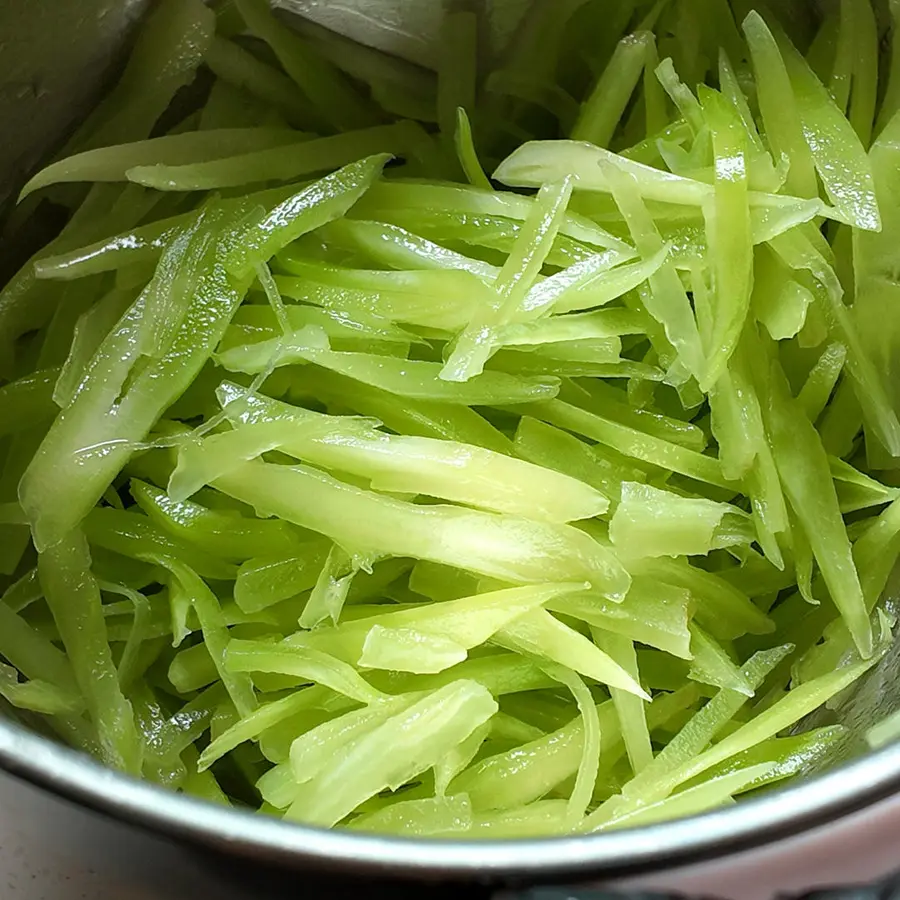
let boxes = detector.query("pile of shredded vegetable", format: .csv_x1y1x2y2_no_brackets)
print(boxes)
3,0,900,837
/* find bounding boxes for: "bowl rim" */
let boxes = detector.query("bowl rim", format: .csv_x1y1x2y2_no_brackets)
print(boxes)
1,717,899,882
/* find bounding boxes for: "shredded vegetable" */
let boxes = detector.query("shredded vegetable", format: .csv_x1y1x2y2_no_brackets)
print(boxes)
2,0,899,838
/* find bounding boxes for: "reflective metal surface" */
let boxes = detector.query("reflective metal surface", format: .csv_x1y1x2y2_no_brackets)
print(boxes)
0,0,150,209
2,712,900,882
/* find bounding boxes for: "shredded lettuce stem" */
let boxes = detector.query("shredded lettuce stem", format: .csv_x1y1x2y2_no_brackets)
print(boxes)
2,0,898,838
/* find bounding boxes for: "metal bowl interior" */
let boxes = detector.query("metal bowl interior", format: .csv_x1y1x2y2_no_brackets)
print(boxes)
1,0,900,882
2,713,900,883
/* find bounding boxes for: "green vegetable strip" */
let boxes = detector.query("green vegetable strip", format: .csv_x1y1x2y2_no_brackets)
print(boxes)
209,389,608,522
797,343,847,422
299,545,358,628
352,209,602,269
657,620,889,792
37,530,141,774
316,219,500,280
513,416,647,503
127,124,422,192
646,559,775,640
227,642,386,706
773,21,881,230
34,214,195,283
82,506,236,582
500,309,650,347
600,155,706,382
286,695,422,792
742,11,818,200
226,295,414,346
494,610,648,697
546,664,601,825
234,545,330,614
706,348,762,481
530,400,732,489
458,700,622,812
352,795,472,837
771,229,900,458
577,377,708,452
131,479,306,561
831,458,898,514
32,179,299,283
271,264,497,331
352,181,630,253
159,560,256,717
584,645,791,829
360,626,469,676
138,206,218,359
198,688,328,772
374,653,557,699
214,460,630,596
610,482,754,559
757,346,872,657
169,402,375,499
290,18,437,125
685,727,847,793
181,757,231,807
718,51,766,158
454,109,492,190
493,140,829,223
851,111,900,460
1,569,41,614
688,624,754,696
434,725,491,798
204,37,321,130
816,381,861,461
828,2,853,114
572,32,654,147
103,582,153,692
522,249,661,318
199,79,270,130
655,58,705,136
599,764,775,830
593,630,653,773
845,0,878,148
454,687,698,812
233,0,380,133
55,288,138,408
20,129,302,199
0,603,77,692
286,368,513,455
306,584,568,662
875,3,900,137
0,185,156,373
853,498,900,611
0,664,81,717
284,681,497,826
254,261,292,336
718,343,789,566
636,32,665,138
20,157,387,551
699,87,754,389
218,345,561,406
553,581,692,660
442,177,574,381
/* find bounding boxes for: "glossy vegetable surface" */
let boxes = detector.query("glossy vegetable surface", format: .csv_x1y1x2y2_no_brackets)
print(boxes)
1,0,898,838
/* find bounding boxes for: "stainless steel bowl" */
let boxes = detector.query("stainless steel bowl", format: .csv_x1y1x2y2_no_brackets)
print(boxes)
2,1,900,895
